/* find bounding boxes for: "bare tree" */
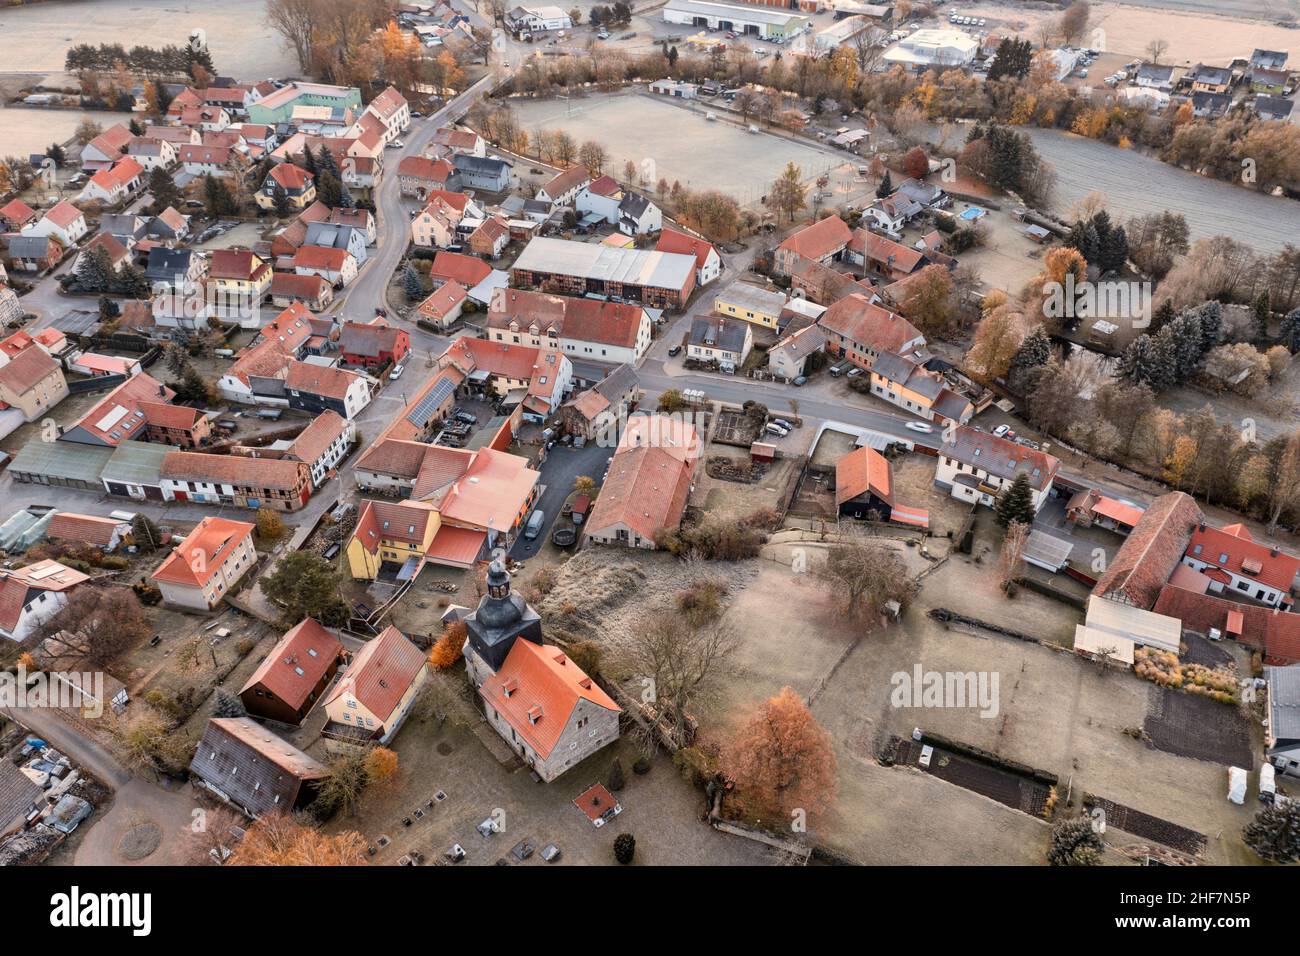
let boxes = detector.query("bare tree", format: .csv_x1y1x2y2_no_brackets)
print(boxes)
998,520,1030,590
1268,433,1300,533
265,0,321,72
1145,38,1170,64
818,528,917,619
628,609,739,748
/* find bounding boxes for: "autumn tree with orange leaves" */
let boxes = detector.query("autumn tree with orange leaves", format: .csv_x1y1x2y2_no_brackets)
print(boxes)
428,620,467,670
724,686,836,827
230,814,368,866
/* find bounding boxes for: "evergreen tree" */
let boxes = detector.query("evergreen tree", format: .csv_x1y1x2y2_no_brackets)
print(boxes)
316,145,341,180
1242,801,1300,864
613,832,636,864
261,551,351,626
1118,334,1173,392
129,118,144,136
147,166,181,214
996,473,1037,527
875,169,893,199
1099,224,1127,274
271,181,291,217
1163,312,1203,382
1196,300,1223,353
131,514,163,552
607,757,626,792
98,296,120,321
45,142,66,166
203,173,238,217
316,171,342,208
1280,307,1300,354
403,262,424,301
113,262,150,298
1067,221,1100,265
172,365,212,404
1149,300,1176,333
303,146,318,177
1007,325,1051,392
77,245,113,293
213,689,248,719
987,37,1033,80
1254,291,1272,345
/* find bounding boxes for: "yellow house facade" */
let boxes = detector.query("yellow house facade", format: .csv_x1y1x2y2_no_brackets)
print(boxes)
322,626,429,746
346,499,439,580
713,285,787,331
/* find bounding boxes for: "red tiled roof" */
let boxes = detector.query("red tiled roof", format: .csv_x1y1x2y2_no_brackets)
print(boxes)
271,272,331,301
539,165,590,200
425,525,486,567
137,400,204,431
417,280,468,322
323,625,425,723
86,123,135,157
209,248,269,281
479,639,619,758
397,155,453,182
151,516,255,588
778,215,852,260
44,201,84,229
160,451,307,492
286,410,349,464
87,157,143,192
285,361,361,401
269,163,313,191
1094,492,1204,610
0,346,59,396
585,417,697,543
655,227,716,270
851,229,926,274
487,287,644,349
1186,523,1300,594
241,618,344,710
835,445,893,507
430,250,490,288
818,293,923,354
46,513,123,548
1154,584,1300,664
294,245,351,271
1,198,37,226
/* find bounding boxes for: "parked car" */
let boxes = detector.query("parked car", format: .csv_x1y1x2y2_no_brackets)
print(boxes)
765,422,789,438
847,367,864,379
524,509,545,540
667,344,681,357
792,376,806,386
389,363,405,380
905,421,933,433
771,418,794,431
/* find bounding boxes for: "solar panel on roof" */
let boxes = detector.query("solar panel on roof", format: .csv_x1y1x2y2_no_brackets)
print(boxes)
406,377,454,427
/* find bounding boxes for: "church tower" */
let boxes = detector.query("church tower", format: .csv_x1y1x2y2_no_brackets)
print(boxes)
462,558,542,687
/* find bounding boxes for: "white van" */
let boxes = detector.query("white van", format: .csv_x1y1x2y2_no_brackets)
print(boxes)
524,510,546,540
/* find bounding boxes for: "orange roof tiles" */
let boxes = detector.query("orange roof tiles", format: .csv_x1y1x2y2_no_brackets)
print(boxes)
151,516,255,588
818,294,924,355
778,215,852,261
241,618,344,710
1187,523,1300,594
835,445,893,507
323,625,425,722
46,513,124,548
480,639,619,758
430,250,491,288
1095,492,1204,610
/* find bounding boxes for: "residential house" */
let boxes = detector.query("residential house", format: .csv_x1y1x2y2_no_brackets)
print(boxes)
575,176,662,235
0,198,37,232
77,157,144,204
285,361,372,420
4,236,63,274
281,409,355,487
0,284,23,327
207,249,272,322
151,516,258,610
0,560,90,643
559,364,641,439
21,201,88,248
431,126,486,156
76,232,130,277
868,349,973,424
441,334,571,422
160,452,312,512
504,5,574,35
416,280,469,329
934,425,1061,514
768,323,825,380
1135,63,1175,89
584,414,699,550
322,625,427,746
327,206,376,244
429,249,492,290
485,287,653,365
340,320,410,369
257,163,316,211
713,284,787,331
1191,91,1232,118
687,315,752,368
304,221,368,265
189,717,329,819
894,177,950,210
656,228,721,286
1255,95,1294,121
773,215,852,275
177,144,235,177
357,85,410,147
216,304,315,404
1182,522,1298,608
79,123,136,171
138,400,211,448
100,212,150,249
1250,49,1289,71
292,245,357,288
240,618,345,724
57,373,175,447
411,193,465,248
1191,64,1233,93
452,153,512,192
848,229,934,281
1250,67,1290,94
0,343,68,418
863,192,923,233
1154,581,1300,665
818,293,924,369
148,206,190,244
270,272,334,311
397,155,459,198
468,216,510,258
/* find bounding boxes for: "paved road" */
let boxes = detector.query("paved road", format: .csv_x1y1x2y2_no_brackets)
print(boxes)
509,439,615,560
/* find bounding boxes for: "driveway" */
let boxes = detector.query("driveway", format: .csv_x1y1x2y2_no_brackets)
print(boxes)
510,439,614,560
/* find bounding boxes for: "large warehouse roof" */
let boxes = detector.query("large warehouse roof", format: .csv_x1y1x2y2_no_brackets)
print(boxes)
512,237,696,291
664,0,807,28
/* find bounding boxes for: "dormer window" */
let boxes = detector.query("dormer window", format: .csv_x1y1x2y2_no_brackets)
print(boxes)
502,677,518,698
527,705,543,724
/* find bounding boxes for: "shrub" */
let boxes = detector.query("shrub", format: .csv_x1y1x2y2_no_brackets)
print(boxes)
632,757,651,775
1048,817,1102,866
607,757,626,792
613,832,636,864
